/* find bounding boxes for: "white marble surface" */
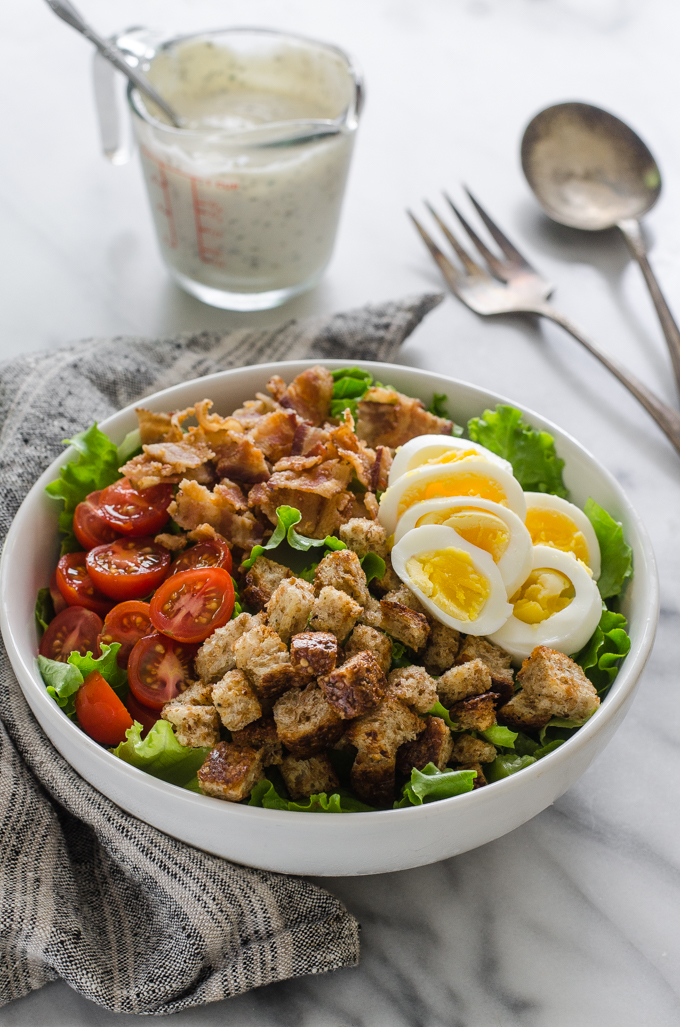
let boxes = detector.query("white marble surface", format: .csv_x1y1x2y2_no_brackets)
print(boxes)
2,0,680,1023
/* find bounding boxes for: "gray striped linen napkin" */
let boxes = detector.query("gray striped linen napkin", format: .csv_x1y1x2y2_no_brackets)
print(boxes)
0,292,442,1016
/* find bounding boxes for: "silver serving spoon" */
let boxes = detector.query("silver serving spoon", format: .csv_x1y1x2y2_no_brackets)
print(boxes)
521,101,680,393
44,0,183,128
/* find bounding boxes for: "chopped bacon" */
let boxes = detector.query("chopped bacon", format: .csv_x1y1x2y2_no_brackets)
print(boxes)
230,394,279,431
328,410,376,488
370,446,392,493
290,421,331,456
249,459,353,538
155,532,188,551
193,399,243,435
364,493,380,520
356,386,453,448
265,375,287,402
248,410,298,462
120,438,215,490
276,366,333,427
136,408,174,445
212,430,270,485
169,479,264,549
186,523,230,545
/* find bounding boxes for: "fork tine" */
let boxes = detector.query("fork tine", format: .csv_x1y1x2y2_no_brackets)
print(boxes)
463,186,534,269
443,192,508,280
407,210,466,295
424,201,482,277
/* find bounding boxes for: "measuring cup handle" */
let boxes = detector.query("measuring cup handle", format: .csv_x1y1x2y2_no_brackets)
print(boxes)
91,27,161,164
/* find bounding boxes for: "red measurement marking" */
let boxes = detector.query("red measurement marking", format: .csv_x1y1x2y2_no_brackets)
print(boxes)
191,179,223,266
150,162,177,249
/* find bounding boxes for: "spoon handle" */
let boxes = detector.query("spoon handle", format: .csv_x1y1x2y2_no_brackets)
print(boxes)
536,303,680,457
617,217,680,395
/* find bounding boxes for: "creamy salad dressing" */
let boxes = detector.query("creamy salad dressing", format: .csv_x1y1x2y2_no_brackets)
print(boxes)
131,35,359,302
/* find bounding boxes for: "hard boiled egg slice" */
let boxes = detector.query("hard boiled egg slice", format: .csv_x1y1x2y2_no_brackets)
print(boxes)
393,496,533,597
391,524,512,636
524,493,601,579
378,457,527,535
488,544,602,662
388,434,512,486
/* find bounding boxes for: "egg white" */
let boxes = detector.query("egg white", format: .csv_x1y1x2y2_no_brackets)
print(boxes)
378,457,527,535
388,434,513,486
393,496,533,597
524,492,601,579
487,544,602,662
391,524,513,636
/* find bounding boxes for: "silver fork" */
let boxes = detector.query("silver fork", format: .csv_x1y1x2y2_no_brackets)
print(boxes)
409,189,680,457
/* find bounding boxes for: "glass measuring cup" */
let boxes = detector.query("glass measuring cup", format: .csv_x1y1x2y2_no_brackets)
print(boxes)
105,28,363,310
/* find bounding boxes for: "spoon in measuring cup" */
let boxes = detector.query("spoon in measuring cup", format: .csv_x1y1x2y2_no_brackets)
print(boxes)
521,101,680,394
44,0,183,129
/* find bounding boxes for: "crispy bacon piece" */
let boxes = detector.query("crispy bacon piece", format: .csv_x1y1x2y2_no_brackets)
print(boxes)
356,386,453,449
120,438,215,489
249,459,353,538
275,366,334,426
248,410,298,462
135,408,174,445
291,421,331,456
265,375,287,402
212,430,270,485
230,394,280,431
272,453,324,473
370,446,392,493
328,411,376,489
169,479,264,549
193,399,242,435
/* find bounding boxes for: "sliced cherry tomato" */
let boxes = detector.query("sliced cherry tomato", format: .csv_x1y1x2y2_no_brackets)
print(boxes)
74,670,133,746
150,567,235,644
128,633,197,710
86,537,171,601
56,552,116,616
170,538,232,576
98,477,173,536
38,606,103,662
98,601,152,668
49,569,67,616
73,491,120,550
124,689,161,737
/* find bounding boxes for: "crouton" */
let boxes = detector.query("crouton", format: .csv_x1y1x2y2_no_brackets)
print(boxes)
448,692,498,732
280,754,339,800
319,651,386,719
161,704,220,747
172,680,213,705
196,612,259,683
384,584,428,615
231,716,283,766
309,586,363,642
351,751,397,807
344,624,392,674
386,665,438,713
455,636,514,703
499,645,600,732
338,517,388,559
211,669,262,731
345,697,424,755
273,684,344,757
437,659,492,706
289,631,338,679
197,742,264,801
314,549,371,606
451,734,497,765
378,599,430,650
242,555,292,611
423,621,461,675
457,762,487,788
396,716,453,775
266,577,315,643
233,623,296,703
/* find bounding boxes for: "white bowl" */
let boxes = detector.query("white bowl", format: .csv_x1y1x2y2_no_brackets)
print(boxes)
0,361,658,876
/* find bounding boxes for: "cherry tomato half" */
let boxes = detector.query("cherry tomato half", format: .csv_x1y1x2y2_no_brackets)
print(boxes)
73,491,120,550
128,633,197,710
98,477,173,536
98,601,152,668
149,567,235,644
49,569,67,616
39,606,103,662
56,552,116,617
86,537,170,601
170,538,232,576
124,689,161,737
75,670,133,746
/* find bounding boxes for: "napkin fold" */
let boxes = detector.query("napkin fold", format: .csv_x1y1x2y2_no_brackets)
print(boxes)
0,292,442,1016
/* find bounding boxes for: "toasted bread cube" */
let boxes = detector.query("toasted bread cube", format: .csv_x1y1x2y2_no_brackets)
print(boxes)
345,697,424,756
290,631,338,677
423,621,461,675
500,645,600,732
396,716,453,775
378,600,430,651
319,651,386,719
233,623,296,703
314,549,371,606
172,680,213,705
457,761,487,788
231,716,283,766
344,624,392,674
438,659,492,706
197,742,264,801
309,586,363,642
456,636,514,702
273,684,344,757
451,734,497,765
351,751,397,807
211,669,262,731
384,584,428,614
338,517,388,559
449,692,497,732
386,665,438,713
161,704,220,747
280,753,339,800
242,555,292,611
266,577,315,643
196,612,258,683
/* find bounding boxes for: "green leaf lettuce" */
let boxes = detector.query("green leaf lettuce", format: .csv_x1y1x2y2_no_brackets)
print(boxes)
111,721,211,787
395,763,476,807
584,499,633,599
38,641,127,717
241,505,346,570
249,778,374,812
573,605,631,694
467,405,567,496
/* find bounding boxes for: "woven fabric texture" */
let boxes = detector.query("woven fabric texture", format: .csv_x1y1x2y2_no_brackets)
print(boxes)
0,292,441,1016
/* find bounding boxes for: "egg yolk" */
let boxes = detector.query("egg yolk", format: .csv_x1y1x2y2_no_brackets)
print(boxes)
417,509,510,562
525,508,590,566
406,547,490,622
397,473,508,521
423,449,479,467
511,569,575,624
